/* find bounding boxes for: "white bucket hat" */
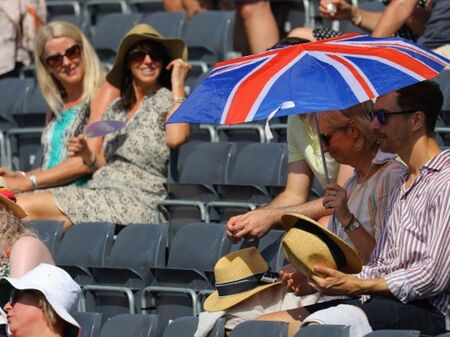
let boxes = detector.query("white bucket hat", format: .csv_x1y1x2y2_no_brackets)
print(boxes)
0,264,81,337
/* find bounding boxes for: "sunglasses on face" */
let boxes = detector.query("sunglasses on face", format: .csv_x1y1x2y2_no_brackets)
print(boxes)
128,49,160,64
45,44,82,68
319,125,348,147
369,109,417,125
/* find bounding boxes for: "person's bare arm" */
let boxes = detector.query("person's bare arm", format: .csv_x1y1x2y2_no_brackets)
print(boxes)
371,0,418,37
9,236,54,277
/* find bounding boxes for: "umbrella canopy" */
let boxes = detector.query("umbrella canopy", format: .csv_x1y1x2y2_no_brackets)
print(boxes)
168,34,449,125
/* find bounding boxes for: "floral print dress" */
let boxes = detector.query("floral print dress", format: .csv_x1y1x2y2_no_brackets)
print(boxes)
50,87,172,225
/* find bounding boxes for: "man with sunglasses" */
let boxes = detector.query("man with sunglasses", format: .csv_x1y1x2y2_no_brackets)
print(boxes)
279,80,449,336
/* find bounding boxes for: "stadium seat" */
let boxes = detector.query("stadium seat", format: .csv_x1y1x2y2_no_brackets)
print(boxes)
0,78,32,167
49,14,87,35
46,0,82,19
91,13,143,66
207,142,288,222
364,331,420,337
434,69,450,145
98,314,158,337
157,142,235,241
295,325,350,337
25,220,64,256
141,222,231,337
55,222,115,285
216,123,266,143
129,0,164,14
141,11,188,38
162,316,225,337
182,11,236,67
80,224,168,315
72,311,104,337
229,320,288,337
84,0,130,28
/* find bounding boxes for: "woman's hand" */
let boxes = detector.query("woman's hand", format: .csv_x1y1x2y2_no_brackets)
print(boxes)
0,167,19,178
279,264,315,296
167,58,191,90
323,183,353,226
67,135,94,167
319,0,353,21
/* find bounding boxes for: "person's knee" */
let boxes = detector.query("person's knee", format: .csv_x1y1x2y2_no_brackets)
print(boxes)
288,27,315,41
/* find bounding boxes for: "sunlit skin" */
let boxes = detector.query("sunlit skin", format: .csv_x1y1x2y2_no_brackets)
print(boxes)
129,43,163,96
44,37,85,91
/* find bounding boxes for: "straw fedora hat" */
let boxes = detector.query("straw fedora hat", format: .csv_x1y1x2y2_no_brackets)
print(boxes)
203,247,281,312
0,264,81,337
0,185,27,218
106,23,188,88
281,213,362,277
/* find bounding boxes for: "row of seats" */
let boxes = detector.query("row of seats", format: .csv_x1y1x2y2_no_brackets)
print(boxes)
75,312,450,337
27,220,286,335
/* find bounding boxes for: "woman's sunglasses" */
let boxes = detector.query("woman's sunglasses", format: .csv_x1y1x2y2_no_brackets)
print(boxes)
128,49,159,64
369,109,417,125
319,125,348,147
45,44,82,68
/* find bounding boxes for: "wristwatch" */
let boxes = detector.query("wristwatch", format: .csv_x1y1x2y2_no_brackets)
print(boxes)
343,215,361,233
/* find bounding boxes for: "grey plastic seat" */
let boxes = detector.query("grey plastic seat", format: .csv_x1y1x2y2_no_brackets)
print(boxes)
81,224,168,316
364,331,420,337
182,10,236,67
208,142,287,222
142,222,231,337
129,0,164,14
55,222,115,285
72,311,104,337
141,11,187,38
98,314,158,337
25,220,64,256
91,13,142,65
229,320,288,337
159,141,235,241
295,325,350,337
162,316,225,337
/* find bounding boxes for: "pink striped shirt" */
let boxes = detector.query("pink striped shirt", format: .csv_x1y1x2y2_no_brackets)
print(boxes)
359,149,450,314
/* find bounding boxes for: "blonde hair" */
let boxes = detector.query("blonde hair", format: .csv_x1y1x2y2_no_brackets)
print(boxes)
0,203,36,265
317,101,376,152
34,21,106,117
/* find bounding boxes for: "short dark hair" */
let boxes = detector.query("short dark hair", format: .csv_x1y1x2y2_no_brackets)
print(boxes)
120,40,171,110
268,37,311,50
396,80,443,136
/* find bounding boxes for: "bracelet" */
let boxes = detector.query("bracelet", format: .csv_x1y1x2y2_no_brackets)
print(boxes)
83,153,97,168
343,214,355,231
28,174,38,190
172,97,186,104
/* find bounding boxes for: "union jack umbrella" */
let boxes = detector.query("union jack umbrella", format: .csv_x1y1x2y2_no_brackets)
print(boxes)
168,34,449,125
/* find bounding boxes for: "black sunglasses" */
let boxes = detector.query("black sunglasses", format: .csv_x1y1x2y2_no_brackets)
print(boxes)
319,126,348,147
45,44,82,68
128,49,159,64
370,109,417,125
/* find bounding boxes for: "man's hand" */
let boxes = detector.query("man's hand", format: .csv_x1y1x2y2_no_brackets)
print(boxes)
319,0,353,21
226,208,279,243
309,265,362,296
280,264,315,296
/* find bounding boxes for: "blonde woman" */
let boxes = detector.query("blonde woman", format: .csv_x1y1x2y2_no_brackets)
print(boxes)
0,21,119,193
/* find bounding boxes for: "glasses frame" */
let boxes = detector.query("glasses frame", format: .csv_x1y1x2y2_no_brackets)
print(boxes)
319,125,349,147
128,49,159,64
44,44,82,68
370,109,417,125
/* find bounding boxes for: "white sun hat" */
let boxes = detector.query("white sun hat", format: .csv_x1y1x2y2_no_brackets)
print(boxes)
0,264,81,337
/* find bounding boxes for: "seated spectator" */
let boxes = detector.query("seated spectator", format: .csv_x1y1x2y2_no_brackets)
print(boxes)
0,263,81,337
16,24,191,229
290,0,430,42
256,102,406,336
226,38,355,244
262,81,449,336
372,0,450,60
0,21,120,193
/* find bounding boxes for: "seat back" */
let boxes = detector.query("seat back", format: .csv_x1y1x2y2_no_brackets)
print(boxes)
98,314,158,337
25,220,64,256
294,325,350,337
72,311,104,337
364,331,420,337
230,320,288,337
55,222,115,283
141,11,187,38
182,11,235,65
0,78,31,129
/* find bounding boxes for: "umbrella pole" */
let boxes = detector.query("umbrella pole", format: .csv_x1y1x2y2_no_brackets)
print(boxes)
313,112,330,184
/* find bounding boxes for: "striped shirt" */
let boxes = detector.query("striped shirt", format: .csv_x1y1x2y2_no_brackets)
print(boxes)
359,149,450,314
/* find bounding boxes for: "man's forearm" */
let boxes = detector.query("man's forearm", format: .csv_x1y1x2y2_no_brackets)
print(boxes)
356,278,391,296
